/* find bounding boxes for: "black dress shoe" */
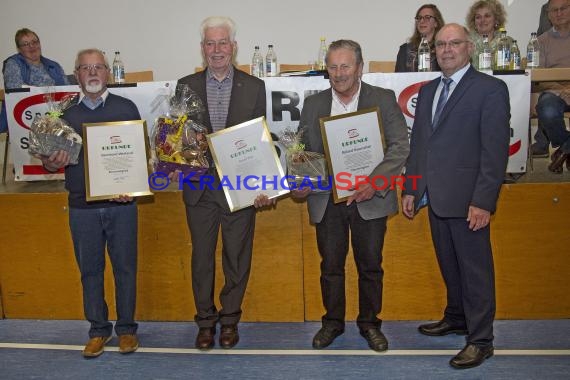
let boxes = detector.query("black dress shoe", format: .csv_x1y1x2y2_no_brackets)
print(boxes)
219,325,239,349
360,328,388,352
312,326,344,349
195,327,215,350
450,344,494,369
418,320,468,336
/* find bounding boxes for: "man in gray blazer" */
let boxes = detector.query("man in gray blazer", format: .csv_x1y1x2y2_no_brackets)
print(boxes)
402,24,510,369
176,16,272,351
293,40,409,352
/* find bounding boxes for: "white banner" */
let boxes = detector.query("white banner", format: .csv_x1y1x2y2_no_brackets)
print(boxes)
4,81,175,181
5,73,530,181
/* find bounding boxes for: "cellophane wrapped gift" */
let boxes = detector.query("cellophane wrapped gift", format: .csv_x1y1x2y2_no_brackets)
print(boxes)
28,92,82,164
150,84,209,177
280,128,328,187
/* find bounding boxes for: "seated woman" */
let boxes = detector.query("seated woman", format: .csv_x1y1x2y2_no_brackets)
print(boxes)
395,4,444,72
466,0,510,70
3,28,69,88
1,28,69,132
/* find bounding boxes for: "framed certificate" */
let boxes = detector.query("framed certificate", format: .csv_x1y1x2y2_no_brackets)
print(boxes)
320,107,386,203
83,120,153,201
207,116,289,212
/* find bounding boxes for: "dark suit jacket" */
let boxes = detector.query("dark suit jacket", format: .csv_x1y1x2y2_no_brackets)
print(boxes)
403,66,510,217
299,81,410,224
177,67,266,206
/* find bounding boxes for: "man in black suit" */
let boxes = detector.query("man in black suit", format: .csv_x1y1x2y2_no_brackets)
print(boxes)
176,16,272,350
402,23,510,369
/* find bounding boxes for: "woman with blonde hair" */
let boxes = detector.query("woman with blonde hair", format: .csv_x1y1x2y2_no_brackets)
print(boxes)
466,0,511,70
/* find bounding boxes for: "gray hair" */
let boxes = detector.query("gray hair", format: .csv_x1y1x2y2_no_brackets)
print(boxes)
325,39,364,66
200,16,236,42
74,48,109,70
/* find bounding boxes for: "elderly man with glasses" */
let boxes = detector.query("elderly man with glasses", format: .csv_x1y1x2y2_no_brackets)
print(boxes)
40,48,141,359
402,23,510,369
174,16,273,351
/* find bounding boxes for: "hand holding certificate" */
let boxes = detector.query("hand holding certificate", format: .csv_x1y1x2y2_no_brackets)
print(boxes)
207,116,289,212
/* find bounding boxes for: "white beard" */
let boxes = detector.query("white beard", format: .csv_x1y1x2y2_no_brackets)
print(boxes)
84,81,103,93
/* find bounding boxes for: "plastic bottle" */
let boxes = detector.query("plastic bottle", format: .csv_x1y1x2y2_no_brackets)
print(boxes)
251,46,264,78
526,32,540,69
265,45,278,77
317,37,327,70
478,34,492,70
494,29,509,70
417,36,431,72
112,51,125,84
510,40,521,70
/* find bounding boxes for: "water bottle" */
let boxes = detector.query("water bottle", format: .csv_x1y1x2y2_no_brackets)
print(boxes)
526,32,540,69
417,36,431,72
251,46,264,78
494,28,509,70
317,37,328,70
112,51,125,84
478,34,492,70
265,44,278,77
510,40,521,70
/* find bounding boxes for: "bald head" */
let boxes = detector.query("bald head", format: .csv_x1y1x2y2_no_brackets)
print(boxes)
435,23,474,77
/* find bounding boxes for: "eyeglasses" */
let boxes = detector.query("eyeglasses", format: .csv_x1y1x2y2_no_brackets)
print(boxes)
435,40,468,49
203,39,232,49
548,5,569,14
415,15,435,22
19,39,40,48
76,64,108,72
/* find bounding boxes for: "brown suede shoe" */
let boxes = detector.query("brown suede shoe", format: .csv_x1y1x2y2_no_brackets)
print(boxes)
83,336,112,358
118,334,139,354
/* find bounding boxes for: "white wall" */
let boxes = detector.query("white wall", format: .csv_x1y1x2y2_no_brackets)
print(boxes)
1,0,543,86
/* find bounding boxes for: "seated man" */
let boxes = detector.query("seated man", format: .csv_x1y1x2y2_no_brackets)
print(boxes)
534,0,570,172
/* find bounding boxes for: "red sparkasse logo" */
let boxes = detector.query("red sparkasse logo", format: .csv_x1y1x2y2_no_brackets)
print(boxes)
397,81,430,118
234,139,247,150
347,128,359,138
12,91,79,130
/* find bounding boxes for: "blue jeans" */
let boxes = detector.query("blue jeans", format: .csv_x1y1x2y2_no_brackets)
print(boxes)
69,204,138,338
536,92,570,154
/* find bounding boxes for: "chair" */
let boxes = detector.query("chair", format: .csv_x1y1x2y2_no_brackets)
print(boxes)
124,70,154,83
368,61,396,73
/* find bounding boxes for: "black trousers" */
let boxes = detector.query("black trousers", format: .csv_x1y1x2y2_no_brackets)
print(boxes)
185,187,256,328
315,197,387,332
428,206,496,347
